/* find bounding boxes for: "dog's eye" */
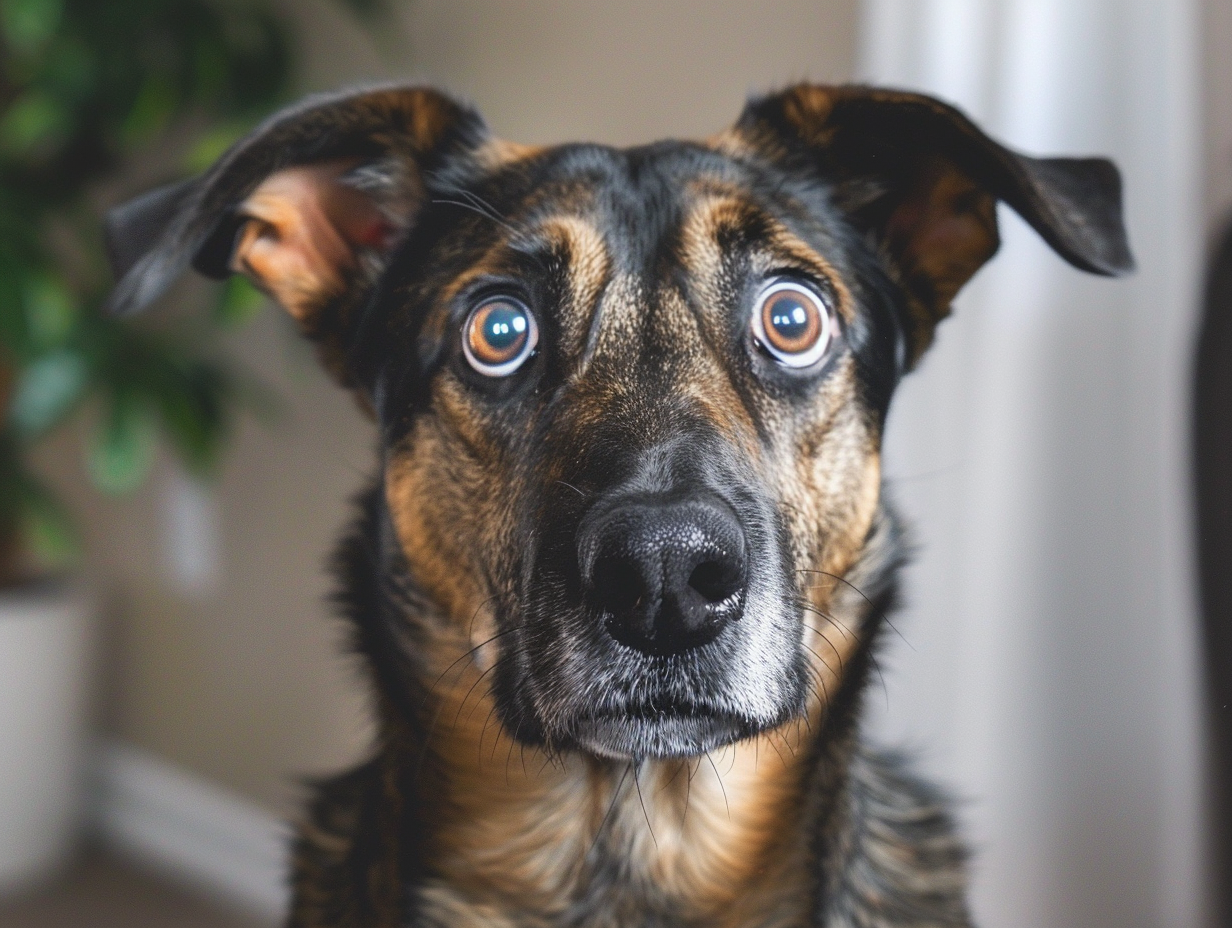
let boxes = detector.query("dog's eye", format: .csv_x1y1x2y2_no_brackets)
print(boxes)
463,297,538,376
750,280,833,369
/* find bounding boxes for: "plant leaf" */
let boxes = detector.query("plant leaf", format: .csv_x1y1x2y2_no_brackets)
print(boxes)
22,272,76,348
183,119,249,174
20,477,77,566
120,76,178,149
214,274,266,326
0,0,62,54
155,360,228,477
9,347,86,437
0,90,69,156
87,392,157,494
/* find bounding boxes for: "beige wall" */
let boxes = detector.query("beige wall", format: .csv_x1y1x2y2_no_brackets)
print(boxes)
297,0,858,146
65,0,859,813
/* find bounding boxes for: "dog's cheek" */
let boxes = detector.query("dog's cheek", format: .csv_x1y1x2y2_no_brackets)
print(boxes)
383,395,519,631
797,407,882,582
769,366,881,697
765,362,877,576
384,440,480,628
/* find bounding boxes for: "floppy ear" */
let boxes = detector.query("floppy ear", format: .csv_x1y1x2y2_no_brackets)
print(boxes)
105,84,488,383
726,84,1134,363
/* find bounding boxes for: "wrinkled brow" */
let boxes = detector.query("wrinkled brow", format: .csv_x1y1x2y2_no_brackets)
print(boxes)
517,214,614,365
677,194,856,325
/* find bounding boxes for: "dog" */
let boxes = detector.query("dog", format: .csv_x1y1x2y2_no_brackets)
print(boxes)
104,83,1132,927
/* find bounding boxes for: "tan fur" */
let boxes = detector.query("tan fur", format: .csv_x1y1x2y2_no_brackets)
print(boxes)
677,194,858,326
882,158,999,361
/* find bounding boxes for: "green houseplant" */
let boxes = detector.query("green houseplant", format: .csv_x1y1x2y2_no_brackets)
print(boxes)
0,0,301,586
0,0,382,891
0,0,384,585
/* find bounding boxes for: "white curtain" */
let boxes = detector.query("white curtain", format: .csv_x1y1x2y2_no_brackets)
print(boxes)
857,2,1208,927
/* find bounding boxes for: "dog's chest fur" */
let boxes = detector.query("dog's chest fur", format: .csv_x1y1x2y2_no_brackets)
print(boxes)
293,735,968,928
412,756,965,928
418,735,814,927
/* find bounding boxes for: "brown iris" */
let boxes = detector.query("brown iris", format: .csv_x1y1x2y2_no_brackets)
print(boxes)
463,297,538,376
752,281,832,368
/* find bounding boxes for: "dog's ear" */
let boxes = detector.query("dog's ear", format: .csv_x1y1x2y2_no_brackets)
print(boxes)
726,84,1134,362
105,85,487,382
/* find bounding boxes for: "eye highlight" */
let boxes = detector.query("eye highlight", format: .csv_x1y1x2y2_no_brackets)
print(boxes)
750,279,834,369
463,297,539,376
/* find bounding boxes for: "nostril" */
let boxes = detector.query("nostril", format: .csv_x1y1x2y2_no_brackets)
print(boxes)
592,556,646,613
687,559,741,604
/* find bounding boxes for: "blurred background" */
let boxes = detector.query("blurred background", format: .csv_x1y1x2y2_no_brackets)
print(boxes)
0,0,1226,926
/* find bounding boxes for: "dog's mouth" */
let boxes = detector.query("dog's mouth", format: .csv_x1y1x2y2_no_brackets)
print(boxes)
589,698,716,721
566,701,760,760
504,617,811,761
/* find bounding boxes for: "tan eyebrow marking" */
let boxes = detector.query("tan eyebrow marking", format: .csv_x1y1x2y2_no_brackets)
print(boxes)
533,215,612,367
475,137,545,168
677,193,855,325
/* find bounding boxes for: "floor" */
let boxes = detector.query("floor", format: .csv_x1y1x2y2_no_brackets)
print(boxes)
0,850,264,928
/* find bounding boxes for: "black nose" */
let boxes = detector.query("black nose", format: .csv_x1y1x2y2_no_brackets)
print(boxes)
579,496,747,656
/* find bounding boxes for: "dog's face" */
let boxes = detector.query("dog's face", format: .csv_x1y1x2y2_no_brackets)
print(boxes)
381,140,895,760
107,85,1130,762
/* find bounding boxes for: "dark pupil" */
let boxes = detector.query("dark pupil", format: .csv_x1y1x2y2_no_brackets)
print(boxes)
481,304,527,353
769,296,811,343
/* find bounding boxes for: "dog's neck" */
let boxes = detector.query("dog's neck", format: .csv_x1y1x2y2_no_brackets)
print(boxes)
415,688,839,927
401,592,879,925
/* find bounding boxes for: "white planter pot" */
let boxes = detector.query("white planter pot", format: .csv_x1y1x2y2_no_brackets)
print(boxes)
0,583,94,893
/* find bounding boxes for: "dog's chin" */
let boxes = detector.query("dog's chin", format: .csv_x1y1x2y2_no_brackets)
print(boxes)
566,710,759,760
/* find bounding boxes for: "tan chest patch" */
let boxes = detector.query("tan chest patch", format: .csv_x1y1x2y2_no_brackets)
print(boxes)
402,581,875,928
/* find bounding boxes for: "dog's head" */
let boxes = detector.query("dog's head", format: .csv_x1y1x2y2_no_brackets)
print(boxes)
107,84,1131,762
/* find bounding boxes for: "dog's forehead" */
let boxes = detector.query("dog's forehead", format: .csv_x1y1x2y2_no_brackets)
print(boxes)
491,140,825,267
460,141,852,358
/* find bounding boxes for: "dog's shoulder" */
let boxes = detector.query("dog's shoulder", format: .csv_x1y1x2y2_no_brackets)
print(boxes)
288,747,428,928
289,760,389,927
819,748,973,928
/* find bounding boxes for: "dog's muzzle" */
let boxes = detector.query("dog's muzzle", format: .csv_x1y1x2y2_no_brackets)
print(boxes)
507,462,806,761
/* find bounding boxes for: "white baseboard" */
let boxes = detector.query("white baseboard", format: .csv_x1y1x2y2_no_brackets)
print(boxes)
92,740,290,924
